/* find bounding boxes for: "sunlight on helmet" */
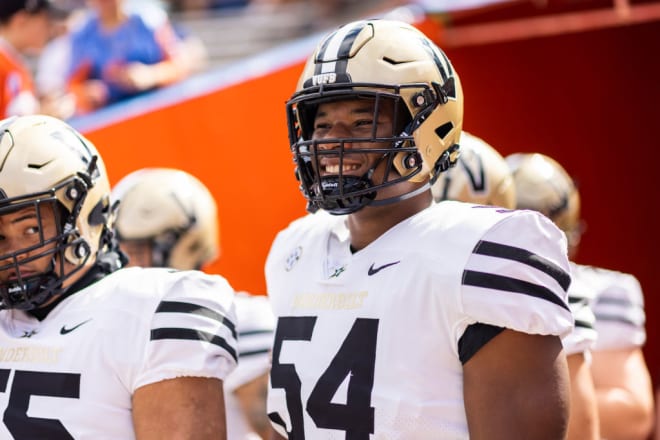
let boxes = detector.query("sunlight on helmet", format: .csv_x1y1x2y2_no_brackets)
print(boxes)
506,153,584,257
111,168,219,271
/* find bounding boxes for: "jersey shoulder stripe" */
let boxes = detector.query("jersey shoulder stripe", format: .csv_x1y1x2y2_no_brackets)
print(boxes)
150,327,238,362
155,300,237,338
152,300,238,361
463,270,570,311
472,240,571,290
239,347,271,358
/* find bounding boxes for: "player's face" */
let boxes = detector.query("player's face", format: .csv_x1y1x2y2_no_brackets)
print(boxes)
0,204,58,284
120,240,153,268
311,98,398,181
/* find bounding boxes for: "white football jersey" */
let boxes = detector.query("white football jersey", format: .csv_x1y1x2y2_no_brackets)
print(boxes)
570,263,646,351
0,267,238,439
265,201,573,439
563,262,598,355
225,292,275,440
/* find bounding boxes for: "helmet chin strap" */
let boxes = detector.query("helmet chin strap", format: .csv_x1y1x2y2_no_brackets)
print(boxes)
368,181,432,207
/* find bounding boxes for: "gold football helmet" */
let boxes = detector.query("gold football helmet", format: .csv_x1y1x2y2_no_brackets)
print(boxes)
431,131,516,209
112,168,219,270
287,19,463,214
0,115,113,310
506,153,582,256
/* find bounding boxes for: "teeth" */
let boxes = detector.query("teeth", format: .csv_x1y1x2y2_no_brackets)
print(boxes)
325,164,360,174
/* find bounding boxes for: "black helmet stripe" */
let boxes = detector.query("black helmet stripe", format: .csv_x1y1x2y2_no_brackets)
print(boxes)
313,20,367,78
419,36,453,80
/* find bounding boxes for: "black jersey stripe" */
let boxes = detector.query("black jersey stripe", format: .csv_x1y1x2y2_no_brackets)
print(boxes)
575,319,595,330
473,240,571,291
151,328,238,362
156,300,236,338
595,296,641,308
594,313,642,327
463,270,570,311
239,328,274,338
240,348,271,358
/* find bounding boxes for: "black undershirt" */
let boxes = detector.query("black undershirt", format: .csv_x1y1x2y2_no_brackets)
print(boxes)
458,323,505,364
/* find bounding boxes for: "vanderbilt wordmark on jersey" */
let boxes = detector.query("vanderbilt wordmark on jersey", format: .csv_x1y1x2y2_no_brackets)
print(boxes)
265,201,573,439
0,267,237,439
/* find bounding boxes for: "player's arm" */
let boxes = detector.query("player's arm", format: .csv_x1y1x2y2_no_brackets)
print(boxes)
132,376,226,439
234,372,271,440
463,329,570,440
565,352,600,440
131,271,238,439
591,347,654,440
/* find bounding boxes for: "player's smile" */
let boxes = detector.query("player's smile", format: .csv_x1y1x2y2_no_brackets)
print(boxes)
318,158,364,176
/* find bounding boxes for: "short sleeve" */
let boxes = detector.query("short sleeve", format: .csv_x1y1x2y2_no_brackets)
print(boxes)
133,271,238,390
593,271,646,350
461,210,574,338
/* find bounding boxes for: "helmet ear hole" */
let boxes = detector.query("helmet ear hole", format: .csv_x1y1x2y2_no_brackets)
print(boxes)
435,122,454,140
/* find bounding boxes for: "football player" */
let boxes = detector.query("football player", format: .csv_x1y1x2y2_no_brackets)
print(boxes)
265,19,573,439
0,115,238,438
112,167,276,440
507,152,654,440
434,132,600,439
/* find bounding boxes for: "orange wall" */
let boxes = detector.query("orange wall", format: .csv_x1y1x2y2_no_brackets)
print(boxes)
75,62,309,295
74,16,659,383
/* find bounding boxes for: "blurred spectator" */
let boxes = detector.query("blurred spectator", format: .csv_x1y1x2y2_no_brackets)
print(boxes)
0,0,63,117
36,4,86,119
167,0,249,12
64,0,206,115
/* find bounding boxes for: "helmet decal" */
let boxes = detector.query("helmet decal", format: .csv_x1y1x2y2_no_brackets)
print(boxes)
307,21,367,88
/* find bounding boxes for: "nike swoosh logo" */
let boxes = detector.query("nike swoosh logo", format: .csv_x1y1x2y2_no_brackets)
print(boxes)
60,319,92,335
368,261,400,276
